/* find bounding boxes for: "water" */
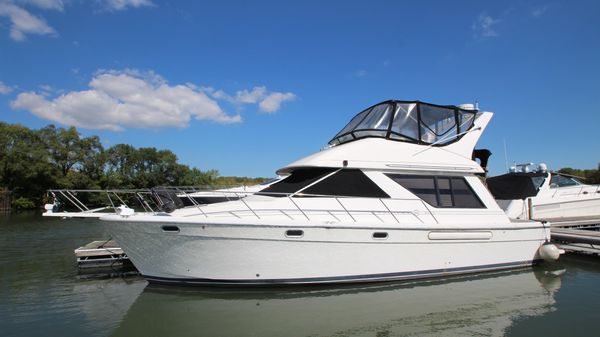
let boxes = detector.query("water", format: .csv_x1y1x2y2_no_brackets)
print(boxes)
1,213,600,337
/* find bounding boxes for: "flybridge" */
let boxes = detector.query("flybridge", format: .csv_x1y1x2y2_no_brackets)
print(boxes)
329,100,478,147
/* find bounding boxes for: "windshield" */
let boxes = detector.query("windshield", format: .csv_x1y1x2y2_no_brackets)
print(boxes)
329,101,477,146
550,174,582,188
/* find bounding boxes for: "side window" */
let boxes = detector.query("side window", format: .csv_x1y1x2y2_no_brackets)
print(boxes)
386,174,485,208
389,175,437,205
258,168,336,196
301,169,390,198
550,174,580,188
450,177,484,208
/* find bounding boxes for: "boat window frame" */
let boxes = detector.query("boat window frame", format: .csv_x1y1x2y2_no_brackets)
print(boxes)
550,173,583,188
298,168,390,198
329,100,478,147
385,174,485,209
257,167,337,197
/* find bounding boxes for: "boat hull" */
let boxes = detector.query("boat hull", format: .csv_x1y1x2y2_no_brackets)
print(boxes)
532,196,600,219
104,219,548,286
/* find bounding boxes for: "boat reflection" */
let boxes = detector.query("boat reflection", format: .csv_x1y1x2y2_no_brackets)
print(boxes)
112,266,564,337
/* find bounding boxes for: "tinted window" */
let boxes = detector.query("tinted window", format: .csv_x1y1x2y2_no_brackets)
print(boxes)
450,177,484,208
550,174,581,188
389,175,437,205
301,169,389,198
437,177,453,207
386,174,484,208
259,168,335,196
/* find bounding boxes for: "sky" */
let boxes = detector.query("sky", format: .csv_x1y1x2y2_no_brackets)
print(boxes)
1,0,599,178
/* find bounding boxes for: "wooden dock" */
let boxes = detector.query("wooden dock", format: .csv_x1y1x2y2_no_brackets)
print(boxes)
74,240,132,269
549,217,600,256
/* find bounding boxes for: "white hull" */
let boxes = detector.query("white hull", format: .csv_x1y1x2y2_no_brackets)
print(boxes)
499,188,600,220
105,218,548,285
532,196,600,220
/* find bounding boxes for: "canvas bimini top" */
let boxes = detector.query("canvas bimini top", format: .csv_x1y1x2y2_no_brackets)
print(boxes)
329,100,478,147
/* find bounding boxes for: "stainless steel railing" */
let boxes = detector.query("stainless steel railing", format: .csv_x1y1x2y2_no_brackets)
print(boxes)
45,187,439,224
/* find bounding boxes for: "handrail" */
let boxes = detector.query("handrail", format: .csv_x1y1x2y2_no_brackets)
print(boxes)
44,187,440,224
335,197,356,222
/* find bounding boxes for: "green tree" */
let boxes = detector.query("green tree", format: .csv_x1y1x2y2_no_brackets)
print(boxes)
0,122,55,207
103,144,139,189
0,122,268,209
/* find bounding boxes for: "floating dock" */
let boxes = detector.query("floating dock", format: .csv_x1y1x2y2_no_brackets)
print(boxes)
549,216,600,256
74,240,133,269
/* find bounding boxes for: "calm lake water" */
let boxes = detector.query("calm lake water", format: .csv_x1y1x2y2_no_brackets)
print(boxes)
1,212,600,337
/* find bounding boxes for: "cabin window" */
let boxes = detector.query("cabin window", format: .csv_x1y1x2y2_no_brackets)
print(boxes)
419,105,458,144
329,101,477,146
550,174,581,188
258,168,336,196
300,169,390,198
390,103,419,141
386,174,485,208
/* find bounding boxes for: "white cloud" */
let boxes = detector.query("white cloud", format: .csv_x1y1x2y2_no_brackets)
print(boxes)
101,0,155,11
0,2,56,41
0,0,155,42
472,13,500,39
39,84,52,91
235,86,267,104
18,0,64,11
532,5,549,18
354,69,368,78
11,70,242,131
0,81,14,94
259,92,296,114
205,85,296,114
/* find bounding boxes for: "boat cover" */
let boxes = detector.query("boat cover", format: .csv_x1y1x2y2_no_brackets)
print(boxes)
486,172,546,200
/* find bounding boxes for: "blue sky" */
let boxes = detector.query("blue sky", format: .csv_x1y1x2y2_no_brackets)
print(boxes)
1,0,599,177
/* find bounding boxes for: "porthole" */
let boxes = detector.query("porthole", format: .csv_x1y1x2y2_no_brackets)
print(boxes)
285,229,304,238
162,225,180,233
372,232,388,239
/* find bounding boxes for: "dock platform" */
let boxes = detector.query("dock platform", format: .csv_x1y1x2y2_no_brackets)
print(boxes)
549,217,600,256
74,240,132,269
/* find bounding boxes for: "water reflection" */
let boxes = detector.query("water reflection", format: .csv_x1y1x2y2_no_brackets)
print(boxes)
112,266,564,337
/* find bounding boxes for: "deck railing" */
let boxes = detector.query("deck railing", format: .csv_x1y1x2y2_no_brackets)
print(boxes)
45,187,439,224
551,184,600,198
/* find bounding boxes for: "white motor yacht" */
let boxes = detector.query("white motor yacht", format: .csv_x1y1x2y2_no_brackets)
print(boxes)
487,163,600,221
96,100,559,285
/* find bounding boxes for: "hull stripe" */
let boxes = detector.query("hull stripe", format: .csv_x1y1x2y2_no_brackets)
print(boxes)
143,260,540,286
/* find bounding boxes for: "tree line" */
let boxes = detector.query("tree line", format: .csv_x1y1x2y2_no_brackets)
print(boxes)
558,166,600,184
2,122,599,209
0,122,267,209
